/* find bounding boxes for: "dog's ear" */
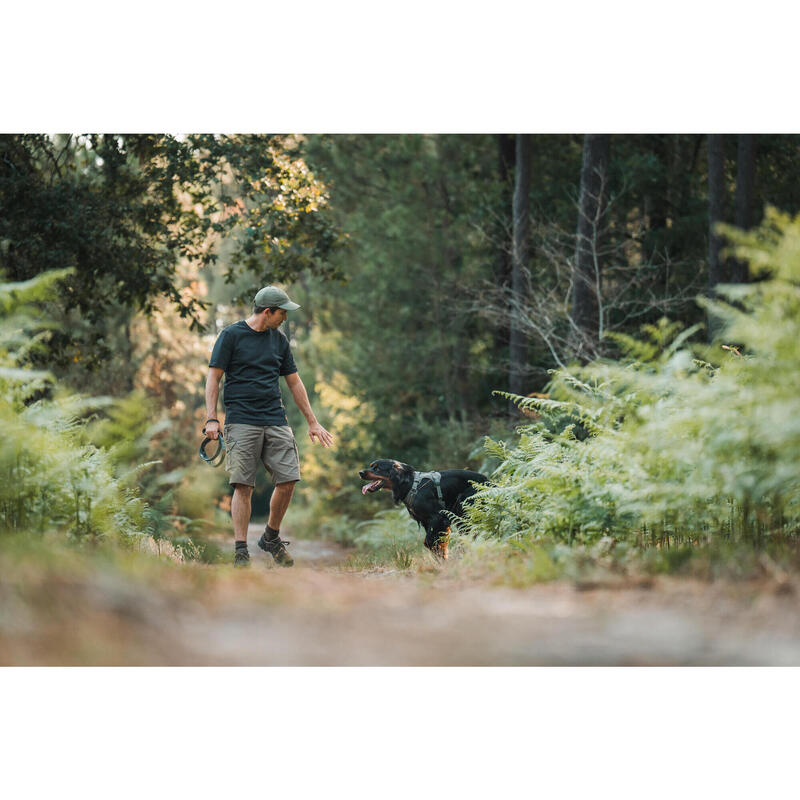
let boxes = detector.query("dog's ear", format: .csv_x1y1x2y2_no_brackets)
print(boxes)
390,461,413,504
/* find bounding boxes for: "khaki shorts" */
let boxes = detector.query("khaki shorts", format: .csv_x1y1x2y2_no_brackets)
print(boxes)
223,423,301,486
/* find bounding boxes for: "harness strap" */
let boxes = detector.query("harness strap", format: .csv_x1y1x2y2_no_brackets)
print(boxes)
403,471,444,513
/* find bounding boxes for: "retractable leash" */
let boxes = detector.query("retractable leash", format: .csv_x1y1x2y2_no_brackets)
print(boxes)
199,419,226,467
199,435,225,466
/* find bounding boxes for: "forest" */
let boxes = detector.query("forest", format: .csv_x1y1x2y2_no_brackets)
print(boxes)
2,132,800,665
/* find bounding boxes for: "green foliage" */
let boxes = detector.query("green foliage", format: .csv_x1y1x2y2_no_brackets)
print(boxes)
0,274,147,540
352,508,422,552
469,209,800,549
0,269,193,553
335,508,426,570
170,462,228,524
0,401,146,540
86,391,168,471
0,134,344,376
303,135,506,435
0,269,73,389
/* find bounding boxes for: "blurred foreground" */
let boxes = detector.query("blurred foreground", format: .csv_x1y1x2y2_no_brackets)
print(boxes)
3,526,800,666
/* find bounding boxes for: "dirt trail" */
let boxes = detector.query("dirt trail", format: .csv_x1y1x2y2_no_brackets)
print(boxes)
4,526,800,665
243,522,350,566
177,532,800,665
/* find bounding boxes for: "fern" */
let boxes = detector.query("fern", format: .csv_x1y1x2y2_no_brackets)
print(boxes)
0,270,153,544
470,209,800,548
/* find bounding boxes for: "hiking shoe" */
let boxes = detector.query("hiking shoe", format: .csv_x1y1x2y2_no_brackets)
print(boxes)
258,532,294,567
233,549,250,568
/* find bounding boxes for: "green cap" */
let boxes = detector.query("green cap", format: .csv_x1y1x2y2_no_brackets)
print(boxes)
253,285,300,311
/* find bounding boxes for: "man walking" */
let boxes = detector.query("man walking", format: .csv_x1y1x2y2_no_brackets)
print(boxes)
204,286,333,567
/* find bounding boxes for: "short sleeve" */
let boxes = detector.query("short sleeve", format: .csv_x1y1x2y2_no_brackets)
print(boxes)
209,328,233,371
279,336,297,376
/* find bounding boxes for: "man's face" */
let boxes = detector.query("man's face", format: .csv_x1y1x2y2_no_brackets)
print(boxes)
264,308,287,329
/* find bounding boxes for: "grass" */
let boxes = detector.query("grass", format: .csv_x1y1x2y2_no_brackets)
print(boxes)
440,529,800,589
340,543,431,573
285,501,800,588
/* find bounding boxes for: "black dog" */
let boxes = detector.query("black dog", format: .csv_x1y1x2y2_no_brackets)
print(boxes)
359,459,488,559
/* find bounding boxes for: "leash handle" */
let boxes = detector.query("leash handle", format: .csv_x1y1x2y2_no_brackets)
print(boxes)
199,434,226,467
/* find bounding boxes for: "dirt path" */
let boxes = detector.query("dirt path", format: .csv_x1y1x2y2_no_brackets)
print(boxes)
174,536,800,665
5,528,800,665
242,522,350,566
185,525,800,665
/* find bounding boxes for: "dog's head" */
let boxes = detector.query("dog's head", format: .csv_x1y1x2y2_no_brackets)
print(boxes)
359,459,414,503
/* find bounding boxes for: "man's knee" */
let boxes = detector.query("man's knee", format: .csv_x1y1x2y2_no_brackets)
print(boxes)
232,483,254,497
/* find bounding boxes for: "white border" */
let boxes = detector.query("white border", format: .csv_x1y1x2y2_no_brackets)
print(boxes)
2,667,797,798
4,2,798,132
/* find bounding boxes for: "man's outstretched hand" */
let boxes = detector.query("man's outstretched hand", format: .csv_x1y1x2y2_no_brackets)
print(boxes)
308,422,334,448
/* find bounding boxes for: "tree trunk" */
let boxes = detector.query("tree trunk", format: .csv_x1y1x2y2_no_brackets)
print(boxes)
707,134,726,293
571,134,610,360
644,134,669,256
707,134,727,341
509,134,531,399
731,134,756,283
494,134,515,357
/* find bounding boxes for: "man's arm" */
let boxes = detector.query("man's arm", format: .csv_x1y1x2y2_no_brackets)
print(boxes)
284,372,334,448
205,367,224,440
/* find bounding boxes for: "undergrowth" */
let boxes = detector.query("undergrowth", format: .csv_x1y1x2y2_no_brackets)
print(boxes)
0,269,209,559
466,208,800,556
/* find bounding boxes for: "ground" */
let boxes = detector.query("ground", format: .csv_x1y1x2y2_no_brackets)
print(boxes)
3,523,800,666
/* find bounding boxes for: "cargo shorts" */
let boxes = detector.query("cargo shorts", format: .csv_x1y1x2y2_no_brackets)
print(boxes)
223,423,301,486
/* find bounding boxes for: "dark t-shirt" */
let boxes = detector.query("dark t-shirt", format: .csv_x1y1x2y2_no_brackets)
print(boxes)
209,321,298,426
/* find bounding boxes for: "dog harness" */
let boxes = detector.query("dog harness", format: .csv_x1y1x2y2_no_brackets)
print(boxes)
403,471,444,514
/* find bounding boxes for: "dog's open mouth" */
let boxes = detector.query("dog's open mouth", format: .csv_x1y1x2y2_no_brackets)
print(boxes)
362,479,385,495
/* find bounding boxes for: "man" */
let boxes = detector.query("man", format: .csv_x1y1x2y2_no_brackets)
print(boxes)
204,285,333,567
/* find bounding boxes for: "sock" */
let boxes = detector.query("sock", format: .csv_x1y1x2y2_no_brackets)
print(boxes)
235,541,248,552
265,525,280,540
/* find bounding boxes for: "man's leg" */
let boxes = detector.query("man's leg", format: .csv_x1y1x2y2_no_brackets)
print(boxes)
259,426,300,567
268,480,297,530
224,423,263,566
231,483,254,541
231,484,254,567
258,481,297,567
